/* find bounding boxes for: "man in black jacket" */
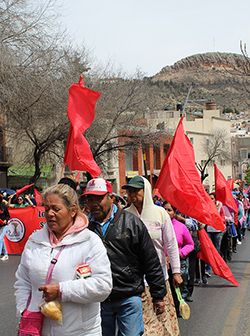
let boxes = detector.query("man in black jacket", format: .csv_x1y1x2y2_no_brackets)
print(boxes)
83,178,166,336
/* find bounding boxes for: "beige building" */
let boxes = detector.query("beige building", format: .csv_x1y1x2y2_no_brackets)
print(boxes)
148,102,232,190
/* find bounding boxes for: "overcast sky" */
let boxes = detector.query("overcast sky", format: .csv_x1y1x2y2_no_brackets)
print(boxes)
59,0,250,76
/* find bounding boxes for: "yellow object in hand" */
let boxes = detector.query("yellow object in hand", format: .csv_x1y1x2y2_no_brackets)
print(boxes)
40,300,62,322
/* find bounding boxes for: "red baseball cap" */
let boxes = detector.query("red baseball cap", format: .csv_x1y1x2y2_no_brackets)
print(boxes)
82,178,112,196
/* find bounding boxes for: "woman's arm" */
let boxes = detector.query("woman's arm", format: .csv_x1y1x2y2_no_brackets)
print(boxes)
7,194,15,208
162,214,180,274
14,245,32,315
24,195,35,207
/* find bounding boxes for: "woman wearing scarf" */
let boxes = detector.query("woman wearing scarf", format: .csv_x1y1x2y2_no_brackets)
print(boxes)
15,183,112,336
123,176,181,336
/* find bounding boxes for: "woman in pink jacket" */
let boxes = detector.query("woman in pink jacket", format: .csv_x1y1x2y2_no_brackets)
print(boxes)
163,202,194,301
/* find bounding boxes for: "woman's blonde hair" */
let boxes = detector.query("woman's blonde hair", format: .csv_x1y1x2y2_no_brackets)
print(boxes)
43,184,80,215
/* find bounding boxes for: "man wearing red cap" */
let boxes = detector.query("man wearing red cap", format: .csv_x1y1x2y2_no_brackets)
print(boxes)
83,178,166,336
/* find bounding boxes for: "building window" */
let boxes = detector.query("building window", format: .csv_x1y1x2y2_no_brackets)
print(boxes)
220,159,226,166
125,149,133,171
240,149,247,160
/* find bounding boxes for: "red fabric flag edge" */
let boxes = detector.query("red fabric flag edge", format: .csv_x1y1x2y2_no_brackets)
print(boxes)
16,183,34,196
197,229,239,286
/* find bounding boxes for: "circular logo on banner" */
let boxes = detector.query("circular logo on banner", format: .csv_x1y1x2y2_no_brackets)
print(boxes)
6,218,26,242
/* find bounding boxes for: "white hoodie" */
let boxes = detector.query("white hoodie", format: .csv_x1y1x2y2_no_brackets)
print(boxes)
15,224,112,336
126,177,180,279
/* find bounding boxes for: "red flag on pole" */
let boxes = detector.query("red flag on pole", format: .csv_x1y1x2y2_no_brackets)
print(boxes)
34,188,43,206
197,229,239,286
155,117,224,230
64,75,101,178
16,183,34,196
214,164,238,213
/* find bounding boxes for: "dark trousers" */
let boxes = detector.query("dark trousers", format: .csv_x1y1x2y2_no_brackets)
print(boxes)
195,258,205,280
220,231,232,261
187,250,197,296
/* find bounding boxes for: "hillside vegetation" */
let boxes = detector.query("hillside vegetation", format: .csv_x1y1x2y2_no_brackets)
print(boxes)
146,52,250,113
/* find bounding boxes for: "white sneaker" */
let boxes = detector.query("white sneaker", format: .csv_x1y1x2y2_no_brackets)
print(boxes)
1,255,9,261
237,240,242,245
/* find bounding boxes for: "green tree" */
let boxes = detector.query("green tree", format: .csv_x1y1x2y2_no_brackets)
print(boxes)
245,166,250,185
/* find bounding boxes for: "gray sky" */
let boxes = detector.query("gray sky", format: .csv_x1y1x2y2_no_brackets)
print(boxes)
59,0,250,76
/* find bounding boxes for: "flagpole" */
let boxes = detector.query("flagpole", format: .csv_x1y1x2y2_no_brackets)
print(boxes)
182,85,193,117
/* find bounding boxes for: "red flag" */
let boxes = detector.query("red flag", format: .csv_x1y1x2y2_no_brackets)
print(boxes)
214,164,238,213
64,75,101,178
155,117,224,230
34,188,43,206
226,178,234,191
16,183,34,196
197,229,239,286
4,207,45,254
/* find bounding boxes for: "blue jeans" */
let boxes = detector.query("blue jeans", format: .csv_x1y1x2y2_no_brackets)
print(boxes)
101,296,144,336
0,226,8,256
208,232,223,252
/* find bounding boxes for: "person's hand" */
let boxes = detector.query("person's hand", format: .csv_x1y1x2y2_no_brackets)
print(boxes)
173,273,183,287
39,283,60,302
153,299,165,315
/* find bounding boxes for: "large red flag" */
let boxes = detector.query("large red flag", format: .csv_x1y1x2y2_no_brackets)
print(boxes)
64,75,101,178
197,229,239,286
16,183,34,196
214,164,238,213
155,117,224,230
226,178,234,191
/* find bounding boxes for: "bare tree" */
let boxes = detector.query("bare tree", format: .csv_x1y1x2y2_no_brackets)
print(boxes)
84,70,160,172
0,0,91,183
0,0,164,183
196,129,231,182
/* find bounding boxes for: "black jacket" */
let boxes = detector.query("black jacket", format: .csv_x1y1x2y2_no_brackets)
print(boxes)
88,209,166,301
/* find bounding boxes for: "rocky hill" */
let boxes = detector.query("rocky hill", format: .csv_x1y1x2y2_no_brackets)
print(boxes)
147,52,250,113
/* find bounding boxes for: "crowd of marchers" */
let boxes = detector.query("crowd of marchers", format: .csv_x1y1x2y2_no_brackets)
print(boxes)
0,176,249,336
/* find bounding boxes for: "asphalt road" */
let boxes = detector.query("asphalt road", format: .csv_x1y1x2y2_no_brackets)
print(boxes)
179,233,250,336
1,233,250,336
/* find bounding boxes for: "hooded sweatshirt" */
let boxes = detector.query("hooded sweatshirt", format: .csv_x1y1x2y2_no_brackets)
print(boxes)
15,215,112,336
126,176,180,279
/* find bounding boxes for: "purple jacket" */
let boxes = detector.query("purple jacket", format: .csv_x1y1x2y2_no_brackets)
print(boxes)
172,218,194,258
